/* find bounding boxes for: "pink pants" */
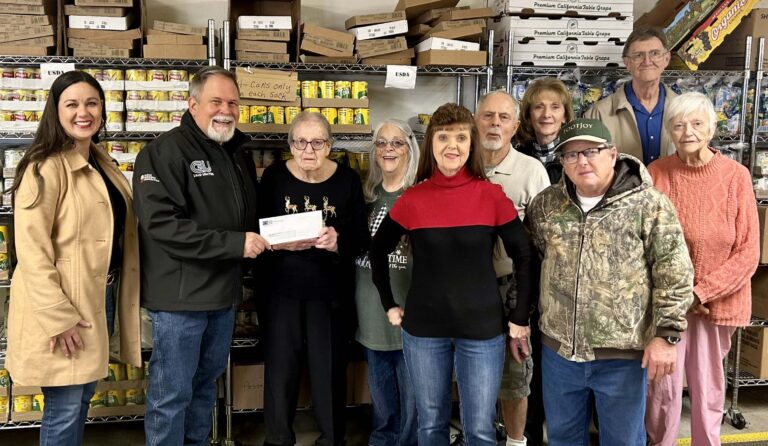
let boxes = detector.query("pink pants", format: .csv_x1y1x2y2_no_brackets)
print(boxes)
646,314,736,446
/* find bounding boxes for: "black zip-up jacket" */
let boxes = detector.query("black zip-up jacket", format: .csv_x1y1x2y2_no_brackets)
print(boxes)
132,111,258,311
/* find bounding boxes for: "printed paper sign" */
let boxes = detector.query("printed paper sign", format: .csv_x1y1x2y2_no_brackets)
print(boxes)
385,65,417,89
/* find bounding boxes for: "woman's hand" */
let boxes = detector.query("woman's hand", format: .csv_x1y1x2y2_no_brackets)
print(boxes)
272,238,317,251
50,320,91,357
508,321,530,339
508,322,531,364
387,307,404,326
688,294,710,316
315,226,338,252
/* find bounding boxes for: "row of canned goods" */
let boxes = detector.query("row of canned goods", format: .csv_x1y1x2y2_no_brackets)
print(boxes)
299,80,368,99
111,110,186,123
0,110,44,122
240,106,369,125
100,140,147,154
0,67,41,79
0,89,48,101
125,90,189,101
83,68,191,82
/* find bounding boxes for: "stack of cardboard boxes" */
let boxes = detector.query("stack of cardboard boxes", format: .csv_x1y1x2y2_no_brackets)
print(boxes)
411,5,492,66
64,0,141,59
235,15,292,63
346,11,410,65
0,0,57,56
144,20,207,60
490,0,632,67
299,23,355,64
702,8,768,71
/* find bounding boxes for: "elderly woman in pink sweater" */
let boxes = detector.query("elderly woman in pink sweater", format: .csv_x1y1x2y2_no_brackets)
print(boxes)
645,92,760,446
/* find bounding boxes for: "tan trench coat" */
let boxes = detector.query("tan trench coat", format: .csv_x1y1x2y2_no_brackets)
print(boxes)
6,145,141,386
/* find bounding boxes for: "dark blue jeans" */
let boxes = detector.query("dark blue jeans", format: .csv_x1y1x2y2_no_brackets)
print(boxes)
542,345,647,446
402,330,505,446
366,348,418,446
144,307,235,446
40,381,98,446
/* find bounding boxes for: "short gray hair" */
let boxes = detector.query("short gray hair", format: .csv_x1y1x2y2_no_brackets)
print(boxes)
476,90,520,121
190,66,239,100
364,119,420,202
664,92,717,140
287,111,333,145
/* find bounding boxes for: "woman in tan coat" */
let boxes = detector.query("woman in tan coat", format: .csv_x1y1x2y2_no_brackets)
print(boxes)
6,70,141,446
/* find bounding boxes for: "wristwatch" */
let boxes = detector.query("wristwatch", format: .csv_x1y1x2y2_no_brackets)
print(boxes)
662,335,681,345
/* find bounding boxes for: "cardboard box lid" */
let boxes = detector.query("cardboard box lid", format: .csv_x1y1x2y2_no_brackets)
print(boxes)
0,2,53,15
235,39,287,53
0,24,52,43
234,67,298,102
0,14,51,25
345,11,406,29
237,28,291,42
73,46,130,57
301,22,354,53
416,49,486,66
300,38,353,57
416,6,462,25
356,36,408,58
68,13,132,31
74,0,132,5
142,43,207,60
2,35,54,46
350,20,409,41
64,5,126,16
299,54,358,64
235,51,291,63
146,34,203,45
68,36,134,49
153,20,207,37
415,36,480,53
431,18,487,33
395,0,460,20
433,7,492,24
237,15,293,31
423,24,483,41
67,27,141,40
0,44,51,55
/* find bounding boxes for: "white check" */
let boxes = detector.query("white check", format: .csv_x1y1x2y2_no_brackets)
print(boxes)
259,210,323,245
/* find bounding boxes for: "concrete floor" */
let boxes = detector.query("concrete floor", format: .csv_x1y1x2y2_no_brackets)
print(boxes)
2,387,768,445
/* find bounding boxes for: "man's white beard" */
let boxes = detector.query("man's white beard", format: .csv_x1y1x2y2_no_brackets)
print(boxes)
481,137,504,151
207,115,235,144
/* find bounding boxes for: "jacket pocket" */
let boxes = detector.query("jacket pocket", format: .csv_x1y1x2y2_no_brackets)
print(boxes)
55,259,74,305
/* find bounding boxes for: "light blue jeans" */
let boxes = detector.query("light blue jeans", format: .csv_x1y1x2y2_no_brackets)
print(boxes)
366,348,418,446
40,381,98,446
402,330,505,446
144,307,235,446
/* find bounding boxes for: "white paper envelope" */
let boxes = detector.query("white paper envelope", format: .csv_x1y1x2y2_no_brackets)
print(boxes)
259,210,323,244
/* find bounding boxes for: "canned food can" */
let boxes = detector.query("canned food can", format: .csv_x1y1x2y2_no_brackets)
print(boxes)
318,80,335,99
13,395,32,413
352,80,368,99
0,368,9,387
126,388,144,405
118,162,132,171
90,392,107,408
168,90,189,101
35,111,44,121
301,80,318,99
338,107,354,125
4,149,23,168
321,107,338,124
34,89,48,101
0,111,12,122
107,389,126,407
24,111,38,122
126,90,147,101
31,68,41,79
169,111,184,122
108,141,126,153
103,69,124,81
148,111,169,122
334,81,351,99
238,105,250,123
0,397,7,414
108,363,125,381
13,67,32,79
82,68,104,81
167,69,188,81
107,111,124,123
126,364,143,380
125,69,146,81
0,253,9,281
250,105,267,123
13,89,33,101
0,68,12,78
0,89,9,100
285,106,301,124
296,80,301,99
127,141,145,153
12,111,28,121
304,107,321,114
147,69,167,81
418,113,431,126
148,90,169,101
32,394,44,412
126,111,146,123
268,106,285,124
353,108,369,125
104,90,124,102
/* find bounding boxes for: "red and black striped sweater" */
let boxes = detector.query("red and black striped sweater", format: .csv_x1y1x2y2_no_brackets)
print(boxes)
370,167,535,340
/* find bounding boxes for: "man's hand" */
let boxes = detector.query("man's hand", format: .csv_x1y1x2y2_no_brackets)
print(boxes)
509,337,530,364
50,320,91,357
272,238,317,251
243,232,271,258
642,337,677,383
386,307,404,326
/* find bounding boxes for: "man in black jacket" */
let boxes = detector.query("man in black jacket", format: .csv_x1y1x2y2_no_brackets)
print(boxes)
133,66,269,446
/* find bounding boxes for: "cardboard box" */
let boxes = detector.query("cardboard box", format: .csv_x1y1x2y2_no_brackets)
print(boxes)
635,0,722,50
0,24,53,43
712,7,768,53
1,0,47,5
67,27,141,40
229,0,300,60
299,54,358,64
69,14,132,31
146,34,203,45
492,16,632,42
700,51,766,71
416,6,464,25
232,363,265,410
345,11,406,30
361,56,412,65
423,24,483,41
0,14,50,25
677,0,759,70
153,20,207,37
74,0,132,5
2,35,54,46
238,28,290,41
0,44,51,55
416,49,486,66
300,38,351,57
740,328,768,378
302,23,355,54
0,2,52,15
356,36,408,58
395,0,460,20
511,41,623,66
491,0,633,17
237,15,293,31
236,51,290,63
69,36,133,49
759,206,768,264
302,97,370,108
73,46,129,57
64,5,125,16
350,20,408,41
751,267,768,319
422,7,492,26
235,67,298,102
235,39,287,53
407,23,431,37
143,44,206,60
415,37,479,53
431,18,486,33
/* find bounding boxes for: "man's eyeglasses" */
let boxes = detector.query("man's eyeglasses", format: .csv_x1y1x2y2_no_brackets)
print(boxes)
560,146,611,164
625,50,668,64
291,138,328,151
374,139,407,150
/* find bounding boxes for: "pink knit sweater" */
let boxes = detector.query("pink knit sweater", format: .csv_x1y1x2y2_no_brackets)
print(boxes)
648,150,759,326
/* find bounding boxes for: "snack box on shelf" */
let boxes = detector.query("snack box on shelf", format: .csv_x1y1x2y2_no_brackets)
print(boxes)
510,41,623,66
489,16,631,42
491,0,633,17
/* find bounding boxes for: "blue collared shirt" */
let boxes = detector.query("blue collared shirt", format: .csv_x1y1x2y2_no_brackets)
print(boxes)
625,83,665,165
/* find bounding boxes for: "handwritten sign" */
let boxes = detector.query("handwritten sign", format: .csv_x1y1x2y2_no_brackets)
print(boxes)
40,63,76,83
235,67,298,102
385,65,417,89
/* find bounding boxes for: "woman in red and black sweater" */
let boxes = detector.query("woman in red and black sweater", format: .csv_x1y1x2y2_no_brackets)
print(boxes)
370,103,535,446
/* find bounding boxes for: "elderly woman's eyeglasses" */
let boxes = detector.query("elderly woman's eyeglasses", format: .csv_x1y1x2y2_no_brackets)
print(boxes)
291,138,328,151
374,139,407,150
625,50,668,64
560,146,610,164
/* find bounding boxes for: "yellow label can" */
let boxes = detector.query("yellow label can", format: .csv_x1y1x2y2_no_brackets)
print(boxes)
126,388,144,405
14,89,33,101
107,390,126,407
0,111,12,122
22,111,38,122
147,69,167,81
0,396,8,414
90,391,107,408
103,69,124,81
0,89,9,100
169,90,189,101
13,67,32,79
148,90,169,101
82,68,104,81
337,107,354,125
108,111,125,123
127,141,145,153
268,106,285,124
321,107,338,124
13,395,32,413
304,107,321,114
148,112,169,123
296,80,301,99
32,394,44,412
0,253,9,281
107,141,126,153
334,81,351,99
318,81,335,99
0,368,9,387
238,105,250,123
0,68,12,79
126,364,143,380
352,81,368,99
167,69,188,81
301,80,318,99
125,69,146,81
104,90,124,102
250,105,267,123
169,111,184,123
108,363,125,381
285,106,301,124
34,89,49,102
126,90,147,101
353,108,369,125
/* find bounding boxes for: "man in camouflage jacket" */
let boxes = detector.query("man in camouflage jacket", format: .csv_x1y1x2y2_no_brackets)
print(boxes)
525,119,693,446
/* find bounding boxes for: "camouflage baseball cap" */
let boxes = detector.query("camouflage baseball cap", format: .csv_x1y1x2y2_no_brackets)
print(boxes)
555,119,613,152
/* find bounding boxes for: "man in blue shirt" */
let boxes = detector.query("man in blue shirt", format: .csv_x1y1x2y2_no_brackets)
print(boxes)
586,27,677,164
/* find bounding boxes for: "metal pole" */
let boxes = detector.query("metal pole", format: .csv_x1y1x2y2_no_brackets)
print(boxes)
223,21,231,71
740,36,753,142
486,28,494,93
208,19,216,66
223,354,235,446
506,29,513,93
751,38,765,171
456,75,463,106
